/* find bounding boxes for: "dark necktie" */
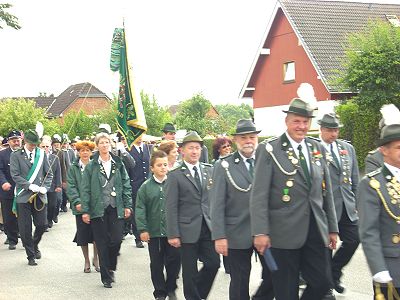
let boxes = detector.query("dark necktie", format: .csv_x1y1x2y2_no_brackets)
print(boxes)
298,144,311,187
247,158,254,178
139,146,143,159
330,143,341,169
193,166,202,193
29,152,33,163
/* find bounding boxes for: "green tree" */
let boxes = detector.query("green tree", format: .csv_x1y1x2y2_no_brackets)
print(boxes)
334,20,400,169
338,20,400,111
60,110,97,140
0,4,21,30
92,98,118,133
141,91,172,136
214,103,254,134
175,93,213,137
0,98,60,137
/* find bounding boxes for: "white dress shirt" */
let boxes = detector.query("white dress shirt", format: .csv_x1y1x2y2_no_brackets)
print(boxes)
238,151,255,171
285,132,311,170
185,161,202,184
384,163,400,182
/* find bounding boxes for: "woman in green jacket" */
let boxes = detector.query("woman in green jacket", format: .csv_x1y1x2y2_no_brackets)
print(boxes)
66,140,99,273
81,132,132,288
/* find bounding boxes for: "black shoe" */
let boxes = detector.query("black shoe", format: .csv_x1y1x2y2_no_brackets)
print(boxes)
155,297,166,300
167,291,177,300
8,243,16,250
61,206,68,212
333,280,345,294
53,216,58,223
28,258,37,266
135,240,144,248
103,282,112,288
35,249,42,259
4,238,9,245
322,289,336,300
48,222,53,229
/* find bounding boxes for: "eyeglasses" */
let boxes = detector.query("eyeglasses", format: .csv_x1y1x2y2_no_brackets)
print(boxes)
41,146,50,148
221,144,231,149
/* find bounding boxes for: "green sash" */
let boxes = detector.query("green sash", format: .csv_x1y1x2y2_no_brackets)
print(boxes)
12,149,43,216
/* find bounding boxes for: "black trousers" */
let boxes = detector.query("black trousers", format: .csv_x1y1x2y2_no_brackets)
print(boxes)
252,252,275,300
124,194,140,240
270,213,332,300
90,206,124,284
46,192,58,225
180,220,220,300
228,248,253,300
17,200,47,260
148,237,181,298
0,197,18,245
61,188,68,209
331,209,359,282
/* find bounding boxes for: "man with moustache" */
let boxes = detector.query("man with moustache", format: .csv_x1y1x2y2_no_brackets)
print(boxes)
0,130,22,250
250,95,338,300
211,119,272,300
318,113,360,295
358,104,400,299
166,131,219,300
10,125,53,265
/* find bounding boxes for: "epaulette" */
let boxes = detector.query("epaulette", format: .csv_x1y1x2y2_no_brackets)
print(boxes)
368,148,379,155
220,153,233,160
170,164,184,172
200,162,213,167
339,139,352,145
367,168,382,178
308,136,321,142
262,136,278,144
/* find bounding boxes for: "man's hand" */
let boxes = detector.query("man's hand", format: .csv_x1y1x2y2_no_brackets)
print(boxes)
2,182,11,191
124,208,131,219
75,204,82,212
373,271,392,283
140,232,150,242
215,238,228,256
82,214,90,224
55,187,62,193
168,238,181,248
328,233,338,250
254,235,271,255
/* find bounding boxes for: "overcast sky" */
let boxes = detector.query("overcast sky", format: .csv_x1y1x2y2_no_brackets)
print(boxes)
1,0,398,106
0,0,277,106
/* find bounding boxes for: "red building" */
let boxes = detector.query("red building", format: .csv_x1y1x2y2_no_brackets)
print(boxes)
240,0,400,135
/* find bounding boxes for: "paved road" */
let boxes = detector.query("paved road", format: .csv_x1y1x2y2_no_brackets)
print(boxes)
0,211,373,299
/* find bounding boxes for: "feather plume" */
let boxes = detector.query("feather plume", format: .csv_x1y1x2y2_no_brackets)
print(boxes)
35,122,44,139
297,83,317,109
380,104,400,126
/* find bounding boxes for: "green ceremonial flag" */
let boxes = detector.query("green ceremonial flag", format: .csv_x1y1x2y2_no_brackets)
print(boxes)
110,27,147,150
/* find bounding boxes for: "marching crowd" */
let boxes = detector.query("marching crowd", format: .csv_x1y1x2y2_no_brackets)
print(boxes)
0,91,400,300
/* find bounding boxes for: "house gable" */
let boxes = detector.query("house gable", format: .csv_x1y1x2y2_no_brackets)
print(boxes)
251,8,330,109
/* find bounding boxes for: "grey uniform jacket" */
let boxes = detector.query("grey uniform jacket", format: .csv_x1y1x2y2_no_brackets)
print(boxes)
211,151,253,249
325,140,359,222
48,153,62,192
10,148,53,204
250,134,338,249
357,167,400,287
364,148,384,174
166,161,213,243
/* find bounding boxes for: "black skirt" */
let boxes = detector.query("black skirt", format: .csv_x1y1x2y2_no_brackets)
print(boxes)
73,214,94,246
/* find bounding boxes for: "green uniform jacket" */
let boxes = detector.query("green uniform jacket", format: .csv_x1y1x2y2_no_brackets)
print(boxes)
66,159,85,215
81,152,132,219
135,175,167,238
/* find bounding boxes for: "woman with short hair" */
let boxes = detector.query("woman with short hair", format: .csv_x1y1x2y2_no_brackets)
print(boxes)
66,140,100,273
81,132,132,288
157,140,179,170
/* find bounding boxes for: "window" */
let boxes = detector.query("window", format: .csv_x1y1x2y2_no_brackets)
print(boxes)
283,61,295,83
